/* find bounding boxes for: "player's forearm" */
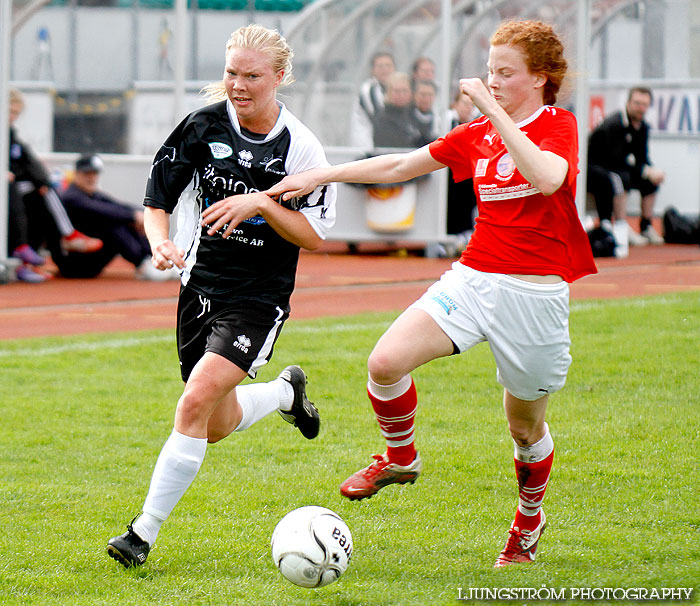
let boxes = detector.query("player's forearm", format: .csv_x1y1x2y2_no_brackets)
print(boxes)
260,198,322,250
144,206,171,249
491,110,567,195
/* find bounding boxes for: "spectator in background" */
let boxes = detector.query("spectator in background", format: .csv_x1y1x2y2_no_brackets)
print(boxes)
372,72,422,149
6,169,47,282
49,154,177,280
445,90,481,249
349,51,396,148
8,88,103,258
587,87,665,257
411,56,435,89
411,80,441,146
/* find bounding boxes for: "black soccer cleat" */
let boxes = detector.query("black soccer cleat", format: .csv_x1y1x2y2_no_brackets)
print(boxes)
107,520,151,568
278,365,320,439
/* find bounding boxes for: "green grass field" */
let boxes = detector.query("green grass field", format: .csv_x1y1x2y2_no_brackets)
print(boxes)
1,292,699,605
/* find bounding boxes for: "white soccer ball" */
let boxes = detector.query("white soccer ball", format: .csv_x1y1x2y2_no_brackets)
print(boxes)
271,506,353,588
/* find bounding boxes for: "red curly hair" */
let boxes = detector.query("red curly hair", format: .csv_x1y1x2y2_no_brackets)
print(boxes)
490,20,567,106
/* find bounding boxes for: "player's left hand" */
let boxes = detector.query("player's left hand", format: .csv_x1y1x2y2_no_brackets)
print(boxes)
201,193,267,239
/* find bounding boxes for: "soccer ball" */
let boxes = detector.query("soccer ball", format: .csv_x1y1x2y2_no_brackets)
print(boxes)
271,506,353,588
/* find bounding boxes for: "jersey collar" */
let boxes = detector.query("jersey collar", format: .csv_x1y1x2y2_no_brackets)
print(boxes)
515,105,549,129
226,99,288,142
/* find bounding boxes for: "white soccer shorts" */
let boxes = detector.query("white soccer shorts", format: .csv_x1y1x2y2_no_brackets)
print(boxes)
409,262,572,401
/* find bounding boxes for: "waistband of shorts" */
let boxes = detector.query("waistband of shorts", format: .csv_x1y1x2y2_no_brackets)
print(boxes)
452,262,569,296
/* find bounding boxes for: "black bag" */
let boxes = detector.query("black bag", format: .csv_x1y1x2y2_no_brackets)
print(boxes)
587,226,616,257
662,207,700,244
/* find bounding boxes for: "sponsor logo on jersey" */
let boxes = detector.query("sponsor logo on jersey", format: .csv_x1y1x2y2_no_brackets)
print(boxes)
238,149,254,168
209,142,233,159
496,153,515,179
475,158,489,178
261,155,286,176
234,334,251,353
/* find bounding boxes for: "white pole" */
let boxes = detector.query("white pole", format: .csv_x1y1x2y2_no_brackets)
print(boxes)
0,0,13,263
173,0,187,125
575,0,592,217
436,0,451,239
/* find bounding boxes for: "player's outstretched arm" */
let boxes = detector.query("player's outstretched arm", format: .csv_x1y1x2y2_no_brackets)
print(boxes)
265,147,445,202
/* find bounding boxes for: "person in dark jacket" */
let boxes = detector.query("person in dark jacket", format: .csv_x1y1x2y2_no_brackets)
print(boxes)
52,154,176,279
372,72,423,149
587,87,665,255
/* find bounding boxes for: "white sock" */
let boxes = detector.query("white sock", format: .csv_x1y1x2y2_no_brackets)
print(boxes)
367,374,412,401
134,430,207,545
234,378,293,432
513,423,554,463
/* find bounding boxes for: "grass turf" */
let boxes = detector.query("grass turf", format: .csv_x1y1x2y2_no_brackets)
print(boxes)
0,292,698,605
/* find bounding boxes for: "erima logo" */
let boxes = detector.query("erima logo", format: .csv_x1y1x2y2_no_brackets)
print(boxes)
234,334,251,353
209,142,233,159
238,149,253,168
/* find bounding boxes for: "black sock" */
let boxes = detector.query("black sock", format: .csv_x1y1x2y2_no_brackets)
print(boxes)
640,217,651,232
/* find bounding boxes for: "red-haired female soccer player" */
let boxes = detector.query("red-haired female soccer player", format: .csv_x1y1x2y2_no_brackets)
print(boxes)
267,19,597,567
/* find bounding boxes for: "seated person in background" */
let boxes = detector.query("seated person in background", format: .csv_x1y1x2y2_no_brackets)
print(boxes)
50,154,178,280
8,87,102,256
587,86,665,253
6,170,47,283
411,80,441,146
372,72,423,149
348,51,396,148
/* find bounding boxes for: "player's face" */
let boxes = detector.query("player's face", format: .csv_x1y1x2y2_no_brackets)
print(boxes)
487,44,546,119
224,47,284,131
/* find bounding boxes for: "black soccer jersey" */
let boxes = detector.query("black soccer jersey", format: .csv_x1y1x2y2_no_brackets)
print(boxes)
144,100,336,306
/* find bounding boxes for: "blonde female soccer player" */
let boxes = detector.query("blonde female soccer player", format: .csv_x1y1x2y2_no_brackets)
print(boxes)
107,24,336,568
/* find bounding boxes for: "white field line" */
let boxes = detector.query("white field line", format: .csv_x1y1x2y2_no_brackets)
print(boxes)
0,320,392,358
1,294,693,358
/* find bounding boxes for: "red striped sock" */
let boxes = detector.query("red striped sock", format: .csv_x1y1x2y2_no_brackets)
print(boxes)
513,449,554,531
367,378,417,466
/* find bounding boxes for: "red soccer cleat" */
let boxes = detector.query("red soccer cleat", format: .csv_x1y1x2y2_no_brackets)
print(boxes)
494,510,547,568
340,452,422,500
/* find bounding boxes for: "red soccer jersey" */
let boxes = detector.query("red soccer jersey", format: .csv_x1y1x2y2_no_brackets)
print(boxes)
429,106,597,282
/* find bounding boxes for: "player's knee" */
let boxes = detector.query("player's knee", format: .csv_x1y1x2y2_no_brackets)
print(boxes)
507,421,542,447
367,350,403,384
176,388,211,427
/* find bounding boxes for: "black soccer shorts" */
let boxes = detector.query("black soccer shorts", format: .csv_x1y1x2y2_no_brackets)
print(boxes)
176,285,289,382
